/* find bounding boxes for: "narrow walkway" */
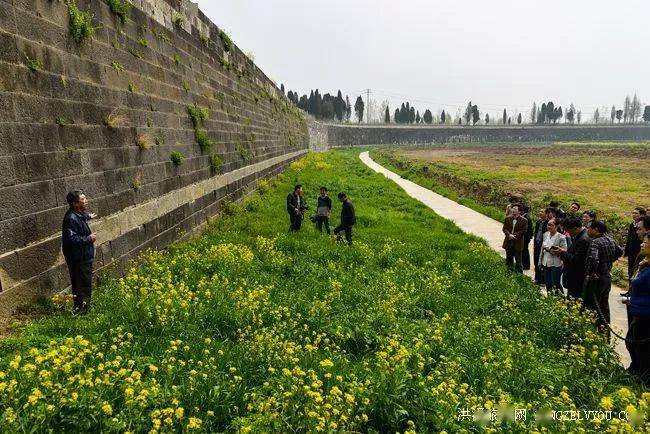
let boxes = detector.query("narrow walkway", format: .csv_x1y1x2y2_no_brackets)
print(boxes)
360,151,630,367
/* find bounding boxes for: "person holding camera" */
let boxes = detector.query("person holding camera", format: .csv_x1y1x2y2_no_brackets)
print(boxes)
287,184,307,232
538,219,567,295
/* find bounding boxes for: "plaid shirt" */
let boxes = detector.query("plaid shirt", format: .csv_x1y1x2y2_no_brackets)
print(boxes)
585,235,623,278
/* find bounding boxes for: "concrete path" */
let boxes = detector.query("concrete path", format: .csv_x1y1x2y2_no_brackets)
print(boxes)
360,151,630,367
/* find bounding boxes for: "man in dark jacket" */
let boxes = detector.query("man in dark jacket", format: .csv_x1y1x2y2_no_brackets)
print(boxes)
502,205,528,273
62,190,97,314
334,192,355,245
624,207,646,280
521,204,534,272
583,220,623,337
287,184,307,232
315,187,332,234
555,216,591,299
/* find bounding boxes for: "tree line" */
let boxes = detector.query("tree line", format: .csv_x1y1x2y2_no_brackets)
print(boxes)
282,85,650,125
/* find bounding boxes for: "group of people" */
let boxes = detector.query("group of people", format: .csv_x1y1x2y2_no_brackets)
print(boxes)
286,185,356,245
502,198,650,384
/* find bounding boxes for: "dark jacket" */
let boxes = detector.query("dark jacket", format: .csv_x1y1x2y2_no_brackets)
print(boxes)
523,213,534,242
317,195,332,211
624,222,642,259
559,228,591,291
286,193,307,215
502,215,528,251
340,200,356,227
629,265,650,317
62,209,95,264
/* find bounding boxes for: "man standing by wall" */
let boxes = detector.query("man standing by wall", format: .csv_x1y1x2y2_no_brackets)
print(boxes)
334,192,355,245
62,191,97,314
502,204,528,273
287,184,307,232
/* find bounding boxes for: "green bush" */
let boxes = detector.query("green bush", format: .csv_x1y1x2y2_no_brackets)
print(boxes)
67,0,97,44
105,0,131,24
187,104,209,128
210,154,223,173
195,129,214,153
219,29,233,52
170,151,185,166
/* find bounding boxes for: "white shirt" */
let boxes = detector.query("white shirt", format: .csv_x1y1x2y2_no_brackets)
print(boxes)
539,231,567,268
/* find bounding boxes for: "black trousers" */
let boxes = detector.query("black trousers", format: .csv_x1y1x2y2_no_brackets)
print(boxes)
334,224,352,245
533,242,544,283
316,215,330,234
522,239,531,271
505,248,523,273
288,212,302,232
583,277,611,338
626,316,650,385
67,261,93,314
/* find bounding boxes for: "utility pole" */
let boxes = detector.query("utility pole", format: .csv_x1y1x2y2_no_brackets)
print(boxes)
364,88,371,124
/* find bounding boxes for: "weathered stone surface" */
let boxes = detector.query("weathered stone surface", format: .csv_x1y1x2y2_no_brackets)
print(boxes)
0,0,308,317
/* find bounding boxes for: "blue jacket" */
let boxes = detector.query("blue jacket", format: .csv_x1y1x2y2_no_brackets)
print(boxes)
62,209,95,264
630,266,650,317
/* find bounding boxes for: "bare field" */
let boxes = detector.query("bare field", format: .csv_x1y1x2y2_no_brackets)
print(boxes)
398,143,649,220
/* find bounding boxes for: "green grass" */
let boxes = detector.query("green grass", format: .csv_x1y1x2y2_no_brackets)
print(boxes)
0,151,646,432
373,146,649,245
371,150,505,222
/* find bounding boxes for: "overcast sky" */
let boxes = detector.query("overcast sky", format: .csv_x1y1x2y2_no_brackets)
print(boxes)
196,0,649,119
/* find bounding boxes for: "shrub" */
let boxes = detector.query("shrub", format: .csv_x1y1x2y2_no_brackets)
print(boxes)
25,57,43,72
111,62,125,73
128,48,142,59
55,116,73,126
104,110,129,129
199,32,210,47
170,151,184,166
195,129,214,153
257,178,271,195
137,37,148,47
172,12,186,28
131,173,142,191
127,83,135,92
173,54,182,65
210,154,222,173
187,104,209,128
67,0,97,44
136,133,154,150
219,29,232,52
105,0,131,24
239,146,251,162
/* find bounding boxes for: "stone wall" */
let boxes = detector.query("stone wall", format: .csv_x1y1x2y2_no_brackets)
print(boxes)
0,0,308,315
324,124,650,147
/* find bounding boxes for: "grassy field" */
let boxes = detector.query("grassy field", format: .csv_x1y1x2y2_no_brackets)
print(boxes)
372,143,649,246
0,151,648,432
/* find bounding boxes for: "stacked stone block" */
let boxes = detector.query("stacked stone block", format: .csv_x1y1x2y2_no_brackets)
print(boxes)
0,0,308,315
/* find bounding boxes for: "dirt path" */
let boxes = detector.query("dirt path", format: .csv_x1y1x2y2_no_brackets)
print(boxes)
360,151,630,367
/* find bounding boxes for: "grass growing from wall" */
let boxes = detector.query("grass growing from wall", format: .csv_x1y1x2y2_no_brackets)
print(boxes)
0,151,646,432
